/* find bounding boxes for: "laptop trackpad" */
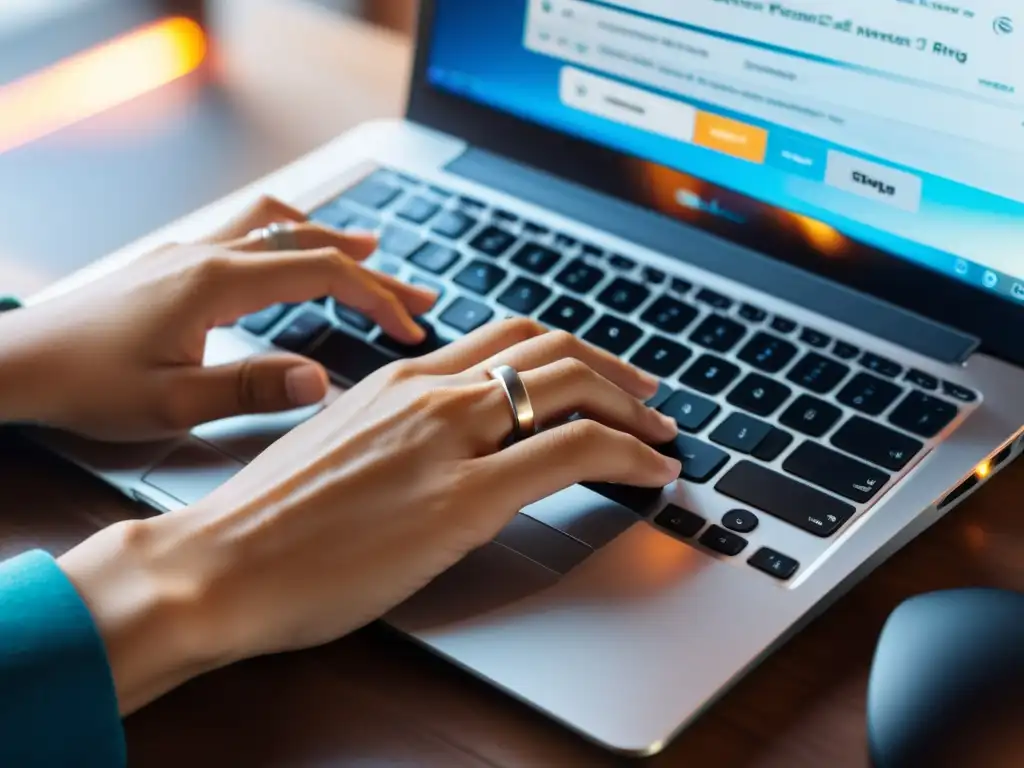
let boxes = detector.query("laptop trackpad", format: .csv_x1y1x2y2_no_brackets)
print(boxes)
142,439,243,505
521,484,638,549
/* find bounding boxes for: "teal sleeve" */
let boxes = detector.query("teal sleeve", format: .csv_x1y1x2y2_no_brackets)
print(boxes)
0,550,126,767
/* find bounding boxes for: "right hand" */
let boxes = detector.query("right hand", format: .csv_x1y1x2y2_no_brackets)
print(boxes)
59,319,681,714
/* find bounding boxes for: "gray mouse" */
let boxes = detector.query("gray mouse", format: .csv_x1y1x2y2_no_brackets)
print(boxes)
868,588,1024,768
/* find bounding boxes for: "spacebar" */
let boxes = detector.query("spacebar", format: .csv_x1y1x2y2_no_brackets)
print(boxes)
715,461,856,538
307,329,399,384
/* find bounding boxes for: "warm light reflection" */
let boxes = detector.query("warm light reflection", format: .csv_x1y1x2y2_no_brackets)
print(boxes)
975,460,992,480
789,213,846,256
0,17,206,155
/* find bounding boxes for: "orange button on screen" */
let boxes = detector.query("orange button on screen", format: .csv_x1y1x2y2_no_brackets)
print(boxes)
693,112,768,164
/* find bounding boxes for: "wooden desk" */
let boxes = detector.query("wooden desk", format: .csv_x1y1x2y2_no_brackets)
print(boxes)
3,3,1024,766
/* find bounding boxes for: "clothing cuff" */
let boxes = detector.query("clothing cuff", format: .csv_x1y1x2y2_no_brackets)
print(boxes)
0,549,126,767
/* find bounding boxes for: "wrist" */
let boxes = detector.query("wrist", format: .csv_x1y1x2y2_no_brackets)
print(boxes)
57,516,230,715
0,307,63,425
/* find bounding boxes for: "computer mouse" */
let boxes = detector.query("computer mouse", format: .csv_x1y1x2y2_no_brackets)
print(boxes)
867,588,1024,768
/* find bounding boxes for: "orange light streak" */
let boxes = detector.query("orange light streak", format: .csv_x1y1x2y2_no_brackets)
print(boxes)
0,17,206,155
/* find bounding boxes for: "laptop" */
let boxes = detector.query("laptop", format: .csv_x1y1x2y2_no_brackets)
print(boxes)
27,0,1024,756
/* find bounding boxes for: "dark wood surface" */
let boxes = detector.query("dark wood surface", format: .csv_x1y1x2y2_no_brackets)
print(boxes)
3,426,1023,767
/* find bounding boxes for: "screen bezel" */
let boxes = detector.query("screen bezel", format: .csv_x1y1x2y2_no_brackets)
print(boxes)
406,0,1024,368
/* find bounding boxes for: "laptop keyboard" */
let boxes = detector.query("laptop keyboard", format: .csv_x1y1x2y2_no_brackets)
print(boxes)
237,167,979,581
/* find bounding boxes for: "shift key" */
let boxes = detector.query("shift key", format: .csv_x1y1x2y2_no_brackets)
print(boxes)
716,460,856,537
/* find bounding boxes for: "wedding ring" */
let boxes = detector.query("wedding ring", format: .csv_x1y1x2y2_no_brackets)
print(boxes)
488,365,537,442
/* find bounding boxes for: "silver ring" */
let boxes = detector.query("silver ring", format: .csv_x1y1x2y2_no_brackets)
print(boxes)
488,365,537,442
251,221,299,251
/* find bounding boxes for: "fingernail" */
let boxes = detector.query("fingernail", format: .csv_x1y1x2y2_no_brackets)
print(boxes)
639,370,660,389
285,364,326,406
658,412,678,432
661,456,682,475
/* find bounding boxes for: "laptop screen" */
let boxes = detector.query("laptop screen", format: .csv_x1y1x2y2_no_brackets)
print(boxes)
426,1,1024,304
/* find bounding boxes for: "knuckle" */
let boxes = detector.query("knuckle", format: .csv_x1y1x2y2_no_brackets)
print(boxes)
563,418,606,446
545,329,580,357
192,251,234,286
382,359,419,385
501,316,544,343
552,356,592,382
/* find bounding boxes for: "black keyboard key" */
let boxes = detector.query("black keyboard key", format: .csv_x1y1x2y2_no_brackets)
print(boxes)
680,355,740,395
837,373,903,416
584,482,661,514
428,184,453,198
457,195,485,211
376,320,447,358
409,275,444,299
240,304,288,335
341,176,402,210
670,277,692,295
511,242,561,275
583,316,643,355
770,316,797,334
453,260,507,296
553,232,577,249
497,277,552,314
332,305,374,333
716,461,856,537
710,413,773,454
699,526,748,556
554,259,605,294
580,243,603,259
393,171,420,186
308,330,397,384
800,328,831,348
739,304,767,323
784,441,890,503
727,374,792,417
690,315,746,353
431,210,477,240
539,296,594,333
641,267,666,285
439,297,494,333
889,391,959,438
833,341,860,360
630,337,692,378
905,369,939,391
492,209,518,224
658,390,720,432
752,428,794,462
695,289,733,310
396,196,440,224
597,277,651,315
737,332,798,373
408,242,459,275
779,394,842,437
641,295,699,335
469,225,517,258
786,353,849,394
609,254,636,271
831,417,923,471
310,202,355,229
646,382,676,410
272,311,329,353
659,435,730,483
941,380,978,403
860,352,902,378
523,221,549,236
748,548,799,580
722,509,758,534
655,506,706,538
378,224,423,259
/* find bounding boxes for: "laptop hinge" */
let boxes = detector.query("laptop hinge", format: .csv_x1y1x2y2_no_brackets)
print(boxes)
445,147,979,365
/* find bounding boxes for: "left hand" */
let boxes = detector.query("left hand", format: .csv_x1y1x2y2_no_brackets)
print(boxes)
0,197,437,440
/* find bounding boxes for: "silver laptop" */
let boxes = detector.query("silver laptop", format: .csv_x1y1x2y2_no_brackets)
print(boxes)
27,0,1024,756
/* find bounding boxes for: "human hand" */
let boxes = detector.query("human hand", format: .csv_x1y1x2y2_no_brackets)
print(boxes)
58,318,682,714
0,197,436,440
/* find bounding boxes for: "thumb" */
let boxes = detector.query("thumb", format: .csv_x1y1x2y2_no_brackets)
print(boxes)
174,354,329,425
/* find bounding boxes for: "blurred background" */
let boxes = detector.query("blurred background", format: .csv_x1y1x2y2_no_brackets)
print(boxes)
0,0,417,296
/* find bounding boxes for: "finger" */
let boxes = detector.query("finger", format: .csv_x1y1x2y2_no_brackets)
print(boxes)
414,317,547,374
368,271,439,317
472,329,658,400
198,196,306,244
226,221,378,261
200,249,428,342
478,359,678,447
468,420,680,515
162,354,329,428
